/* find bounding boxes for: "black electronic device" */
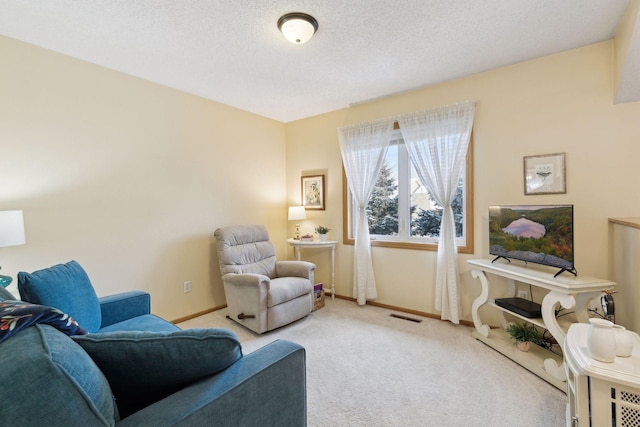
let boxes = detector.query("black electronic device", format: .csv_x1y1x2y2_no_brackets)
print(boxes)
494,297,542,318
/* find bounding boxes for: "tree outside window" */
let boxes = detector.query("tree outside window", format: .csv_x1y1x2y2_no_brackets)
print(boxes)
366,161,464,239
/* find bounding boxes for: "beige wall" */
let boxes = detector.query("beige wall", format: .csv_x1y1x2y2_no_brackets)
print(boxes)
3,36,640,327
0,36,287,321
286,41,640,325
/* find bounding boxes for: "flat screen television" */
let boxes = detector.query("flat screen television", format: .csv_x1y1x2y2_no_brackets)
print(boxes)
489,204,576,277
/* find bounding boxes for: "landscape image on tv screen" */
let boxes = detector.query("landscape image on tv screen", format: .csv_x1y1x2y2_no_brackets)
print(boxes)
489,205,574,274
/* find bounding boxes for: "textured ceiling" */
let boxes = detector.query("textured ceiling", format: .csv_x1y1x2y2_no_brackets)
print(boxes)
0,1,634,122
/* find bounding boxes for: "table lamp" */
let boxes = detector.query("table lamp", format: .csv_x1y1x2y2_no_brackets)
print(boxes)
288,206,306,240
0,210,26,287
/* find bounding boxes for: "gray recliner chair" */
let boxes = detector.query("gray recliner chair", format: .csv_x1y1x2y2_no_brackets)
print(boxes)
214,224,315,334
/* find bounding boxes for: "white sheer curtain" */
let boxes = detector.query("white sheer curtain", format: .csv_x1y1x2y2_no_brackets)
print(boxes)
398,101,475,323
338,119,395,305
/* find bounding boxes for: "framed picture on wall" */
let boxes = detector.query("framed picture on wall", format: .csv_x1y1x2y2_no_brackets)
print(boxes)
301,175,325,210
524,153,566,195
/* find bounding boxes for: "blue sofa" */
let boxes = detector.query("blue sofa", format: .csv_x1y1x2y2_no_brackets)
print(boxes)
0,261,307,426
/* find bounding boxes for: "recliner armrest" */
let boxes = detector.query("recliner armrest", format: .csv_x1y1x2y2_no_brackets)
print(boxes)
276,260,315,280
222,273,271,287
117,339,307,426
99,291,150,328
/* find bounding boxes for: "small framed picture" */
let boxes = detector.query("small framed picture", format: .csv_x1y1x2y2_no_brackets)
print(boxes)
301,175,325,210
524,153,566,195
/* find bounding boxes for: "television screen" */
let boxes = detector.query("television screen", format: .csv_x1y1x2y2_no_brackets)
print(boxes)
489,205,575,276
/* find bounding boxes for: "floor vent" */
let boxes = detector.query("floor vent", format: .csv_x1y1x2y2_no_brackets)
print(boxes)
389,313,422,323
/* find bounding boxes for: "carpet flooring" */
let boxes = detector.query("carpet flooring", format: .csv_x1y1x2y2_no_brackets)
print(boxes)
178,297,566,426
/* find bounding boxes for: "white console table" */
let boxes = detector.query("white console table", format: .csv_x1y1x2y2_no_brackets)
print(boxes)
468,259,615,390
288,238,337,299
565,323,640,427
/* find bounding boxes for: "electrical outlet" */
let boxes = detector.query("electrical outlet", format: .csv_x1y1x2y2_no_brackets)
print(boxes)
183,281,191,293
517,290,528,299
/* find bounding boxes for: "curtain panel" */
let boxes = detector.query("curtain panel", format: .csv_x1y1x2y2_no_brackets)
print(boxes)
338,119,395,305
398,101,475,323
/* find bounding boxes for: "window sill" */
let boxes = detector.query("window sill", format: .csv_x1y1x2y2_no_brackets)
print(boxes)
343,237,473,254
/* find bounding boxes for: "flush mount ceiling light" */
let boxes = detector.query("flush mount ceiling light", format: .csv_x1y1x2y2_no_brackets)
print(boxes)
277,12,318,44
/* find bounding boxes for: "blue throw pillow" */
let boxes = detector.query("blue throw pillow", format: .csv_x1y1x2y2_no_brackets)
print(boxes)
0,300,87,344
72,328,243,418
17,260,102,332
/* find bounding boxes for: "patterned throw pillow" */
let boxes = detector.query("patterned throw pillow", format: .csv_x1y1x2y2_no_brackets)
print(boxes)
0,300,88,343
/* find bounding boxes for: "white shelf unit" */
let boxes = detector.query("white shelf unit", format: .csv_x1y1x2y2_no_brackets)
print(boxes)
468,259,615,391
472,327,565,389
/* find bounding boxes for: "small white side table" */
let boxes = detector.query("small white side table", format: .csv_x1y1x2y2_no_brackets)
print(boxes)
565,323,640,426
287,238,337,299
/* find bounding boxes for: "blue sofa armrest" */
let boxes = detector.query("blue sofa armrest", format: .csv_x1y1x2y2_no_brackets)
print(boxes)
117,339,307,427
99,291,151,328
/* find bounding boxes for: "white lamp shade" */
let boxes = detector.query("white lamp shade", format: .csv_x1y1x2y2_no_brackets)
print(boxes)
288,206,307,221
0,210,26,248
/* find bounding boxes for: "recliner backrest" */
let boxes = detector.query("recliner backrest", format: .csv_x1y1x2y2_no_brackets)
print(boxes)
214,225,277,279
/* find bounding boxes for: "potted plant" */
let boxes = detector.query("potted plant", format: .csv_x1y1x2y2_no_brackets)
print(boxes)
505,322,541,352
314,225,331,241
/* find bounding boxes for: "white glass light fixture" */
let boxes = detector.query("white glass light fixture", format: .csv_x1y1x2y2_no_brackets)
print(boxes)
277,12,318,44
288,206,307,239
0,210,26,287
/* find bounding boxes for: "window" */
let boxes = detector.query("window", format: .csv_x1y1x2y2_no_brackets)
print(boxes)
342,128,474,253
